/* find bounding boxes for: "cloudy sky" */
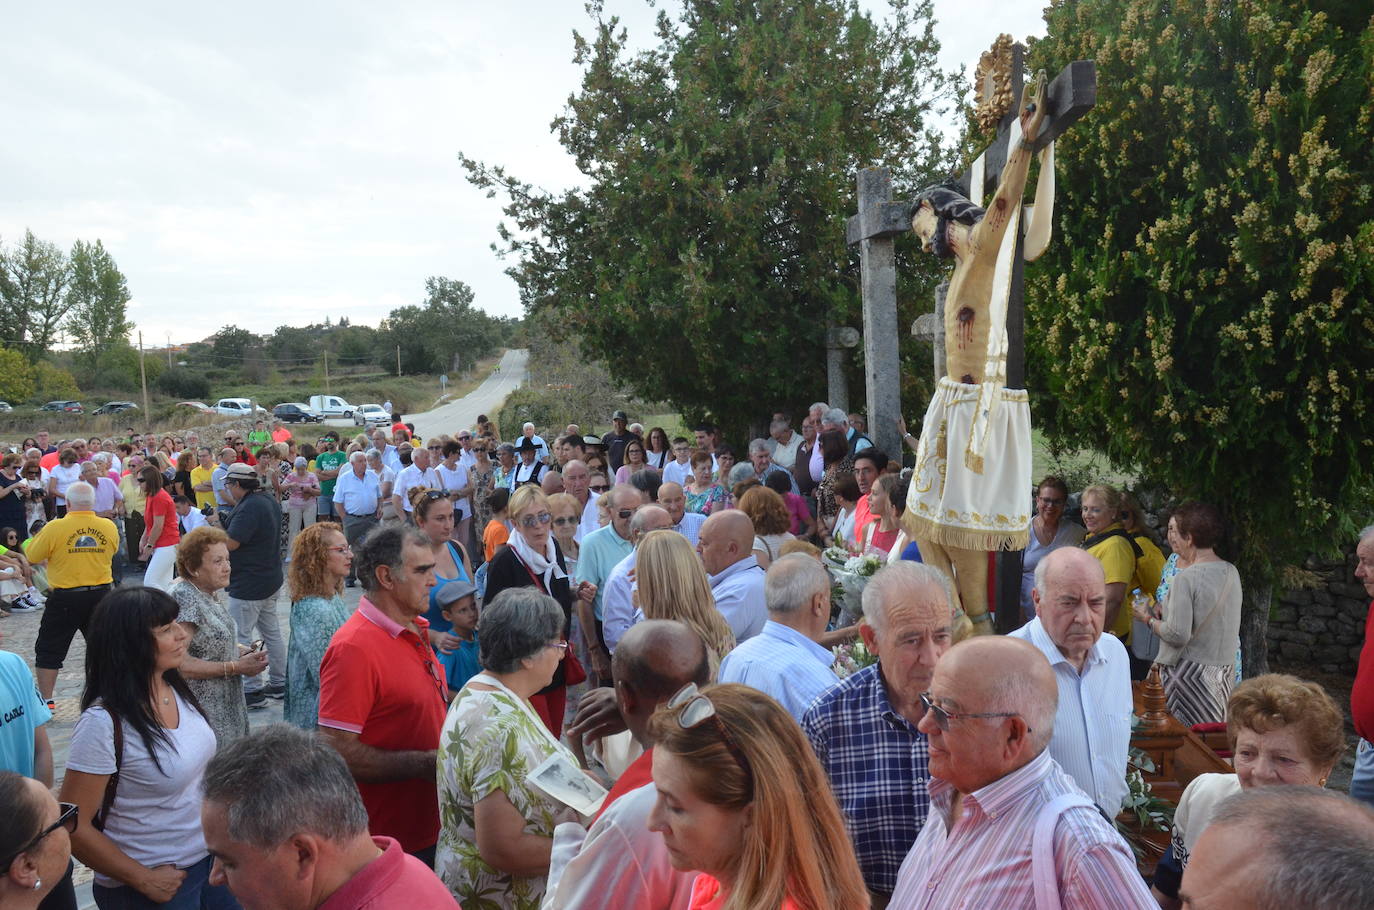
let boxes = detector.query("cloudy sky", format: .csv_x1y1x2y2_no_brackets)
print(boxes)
3,1,1044,347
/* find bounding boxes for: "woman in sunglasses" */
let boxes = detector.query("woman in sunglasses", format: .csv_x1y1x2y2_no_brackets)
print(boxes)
483,486,596,736
0,771,76,910
60,587,233,909
647,683,867,910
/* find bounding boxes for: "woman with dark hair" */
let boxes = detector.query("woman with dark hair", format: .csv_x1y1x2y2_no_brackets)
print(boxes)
614,438,648,485
0,771,76,910
59,587,234,909
1020,476,1086,622
136,465,179,592
1133,501,1242,725
644,426,671,470
0,454,28,544
814,428,854,537
413,487,476,663
862,473,911,561
171,451,195,501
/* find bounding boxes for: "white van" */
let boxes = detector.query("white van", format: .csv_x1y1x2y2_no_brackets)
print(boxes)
308,395,354,418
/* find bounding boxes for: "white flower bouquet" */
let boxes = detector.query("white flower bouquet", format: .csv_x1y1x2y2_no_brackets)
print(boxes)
831,640,879,679
823,547,882,625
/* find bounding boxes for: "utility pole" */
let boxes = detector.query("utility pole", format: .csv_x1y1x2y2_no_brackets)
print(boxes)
396,345,402,377
138,331,150,415
165,332,173,368
323,350,331,393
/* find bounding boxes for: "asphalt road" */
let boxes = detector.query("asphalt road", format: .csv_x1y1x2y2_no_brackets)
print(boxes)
403,348,528,440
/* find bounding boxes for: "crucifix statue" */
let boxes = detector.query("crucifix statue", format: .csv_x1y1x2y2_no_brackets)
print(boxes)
888,37,1095,634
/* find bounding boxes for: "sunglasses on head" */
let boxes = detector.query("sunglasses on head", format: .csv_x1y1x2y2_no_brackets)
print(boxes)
667,684,754,792
0,802,78,869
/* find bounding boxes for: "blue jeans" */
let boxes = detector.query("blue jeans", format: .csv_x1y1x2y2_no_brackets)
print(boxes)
1351,738,1374,809
93,856,239,910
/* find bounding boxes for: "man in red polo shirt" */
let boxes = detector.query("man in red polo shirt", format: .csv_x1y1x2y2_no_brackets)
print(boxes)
202,725,457,909
850,448,886,547
543,620,707,908
318,524,447,865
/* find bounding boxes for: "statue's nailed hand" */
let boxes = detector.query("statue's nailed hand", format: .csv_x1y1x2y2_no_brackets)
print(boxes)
1020,69,1049,143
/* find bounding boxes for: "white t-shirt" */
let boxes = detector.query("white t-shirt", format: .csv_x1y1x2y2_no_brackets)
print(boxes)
436,463,471,519
66,694,217,887
661,460,692,488
393,465,439,513
50,462,83,505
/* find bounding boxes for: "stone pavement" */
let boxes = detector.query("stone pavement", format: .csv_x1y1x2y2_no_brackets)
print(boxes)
0,568,365,907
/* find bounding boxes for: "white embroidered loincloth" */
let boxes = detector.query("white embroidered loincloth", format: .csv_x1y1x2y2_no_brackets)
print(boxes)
902,377,1031,551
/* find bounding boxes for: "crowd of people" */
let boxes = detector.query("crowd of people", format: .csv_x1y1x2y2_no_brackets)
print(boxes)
2,403,1373,910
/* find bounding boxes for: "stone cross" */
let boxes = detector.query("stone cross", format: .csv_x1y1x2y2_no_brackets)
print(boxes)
825,324,861,413
847,42,1096,629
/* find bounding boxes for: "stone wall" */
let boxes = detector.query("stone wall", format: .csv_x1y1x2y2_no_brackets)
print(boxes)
1268,548,1368,674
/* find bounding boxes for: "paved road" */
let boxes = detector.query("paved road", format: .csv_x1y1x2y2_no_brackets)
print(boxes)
405,348,528,441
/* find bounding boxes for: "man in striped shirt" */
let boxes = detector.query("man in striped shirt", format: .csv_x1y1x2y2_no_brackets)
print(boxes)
888,637,1154,909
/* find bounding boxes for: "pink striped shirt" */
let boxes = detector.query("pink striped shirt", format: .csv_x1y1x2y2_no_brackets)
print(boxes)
888,749,1154,909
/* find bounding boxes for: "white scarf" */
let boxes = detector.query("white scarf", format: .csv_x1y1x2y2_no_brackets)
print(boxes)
508,529,567,594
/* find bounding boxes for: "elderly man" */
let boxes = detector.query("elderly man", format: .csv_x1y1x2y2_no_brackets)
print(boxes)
655,481,704,545
601,506,674,652
576,484,642,676
766,417,802,470
223,463,286,709
746,438,799,494
561,460,598,542
540,470,564,495
802,561,955,905
888,637,1153,908
211,446,238,518
1009,547,1132,817
1349,523,1374,807
202,725,457,908
335,452,383,587
370,428,402,474
318,525,445,865
521,422,550,462
508,437,547,489
697,510,767,643
27,481,118,701
392,444,439,521
1179,787,1374,910
719,553,838,721
602,410,638,473
542,621,706,909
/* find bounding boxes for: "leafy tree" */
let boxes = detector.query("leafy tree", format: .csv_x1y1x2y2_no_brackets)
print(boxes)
0,230,72,360
0,347,35,403
66,239,133,374
92,343,164,393
377,277,504,374
31,362,80,401
207,325,262,365
156,366,210,400
462,0,960,440
1027,0,1374,672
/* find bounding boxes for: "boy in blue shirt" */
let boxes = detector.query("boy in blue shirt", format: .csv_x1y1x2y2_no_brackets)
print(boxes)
433,579,480,690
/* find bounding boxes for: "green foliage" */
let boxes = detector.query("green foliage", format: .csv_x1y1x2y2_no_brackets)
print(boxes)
376,277,512,375
89,344,164,392
1028,1,1374,589
156,366,211,400
31,361,80,401
463,0,960,440
0,347,36,403
66,239,134,373
0,230,73,360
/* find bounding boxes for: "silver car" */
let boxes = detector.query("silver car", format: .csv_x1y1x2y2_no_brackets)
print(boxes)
353,404,390,427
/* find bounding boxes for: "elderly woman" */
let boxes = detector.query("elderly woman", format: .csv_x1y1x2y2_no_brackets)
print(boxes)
814,428,855,538
1079,482,1138,642
283,455,320,550
170,526,268,745
484,486,595,735
1133,501,1242,725
738,486,794,567
60,588,232,908
636,530,735,672
1020,476,1086,621
364,448,397,524
0,771,77,910
684,450,729,516
648,683,868,910
81,459,123,521
436,587,588,907
1150,673,1346,909
285,522,353,729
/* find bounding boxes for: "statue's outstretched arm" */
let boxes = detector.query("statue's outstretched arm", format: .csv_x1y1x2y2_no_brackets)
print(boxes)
970,72,1049,257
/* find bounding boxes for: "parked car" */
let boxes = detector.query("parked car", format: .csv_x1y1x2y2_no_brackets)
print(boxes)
93,401,139,415
352,404,390,427
176,401,213,413
39,400,83,413
0,401,11,413
273,402,322,424
307,395,354,419
214,398,268,416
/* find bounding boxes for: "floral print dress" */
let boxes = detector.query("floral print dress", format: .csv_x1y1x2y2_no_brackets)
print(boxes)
285,594,351,729
684,483,729,516
437,682,582,909
170,579,248,747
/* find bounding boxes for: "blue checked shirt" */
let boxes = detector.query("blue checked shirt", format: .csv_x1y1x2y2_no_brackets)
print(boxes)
801,663,930,896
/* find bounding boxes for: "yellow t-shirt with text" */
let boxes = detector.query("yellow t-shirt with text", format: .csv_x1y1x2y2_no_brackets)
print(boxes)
25,510,118,588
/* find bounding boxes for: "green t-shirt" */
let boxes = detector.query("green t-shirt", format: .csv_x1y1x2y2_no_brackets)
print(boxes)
247,430,271,455
315,450,348,496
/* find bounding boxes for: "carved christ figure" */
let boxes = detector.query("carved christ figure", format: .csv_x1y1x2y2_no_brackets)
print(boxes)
901,75,1048,635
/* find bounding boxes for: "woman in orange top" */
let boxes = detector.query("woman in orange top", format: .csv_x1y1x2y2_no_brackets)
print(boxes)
648,683,868,910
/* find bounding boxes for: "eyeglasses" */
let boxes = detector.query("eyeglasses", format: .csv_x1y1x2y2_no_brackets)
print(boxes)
920,692,1029,733
427,445,442,451
326,545,353,554
1037,497,1065,508
615,508,636,520
589,483,609,492
667,684,754,792
520,511,553,529
551,516,578,527
457,435,471,441
0,802,78,868
545,640,569,653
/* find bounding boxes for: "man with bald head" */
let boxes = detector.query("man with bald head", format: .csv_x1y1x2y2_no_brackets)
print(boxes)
803,561,958,906
655,481,704,545
601,505,674,652
543,620,705,908
697,509,767,643
1180,786,1374,910
889,637,1152,908
1009,546,1133,817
